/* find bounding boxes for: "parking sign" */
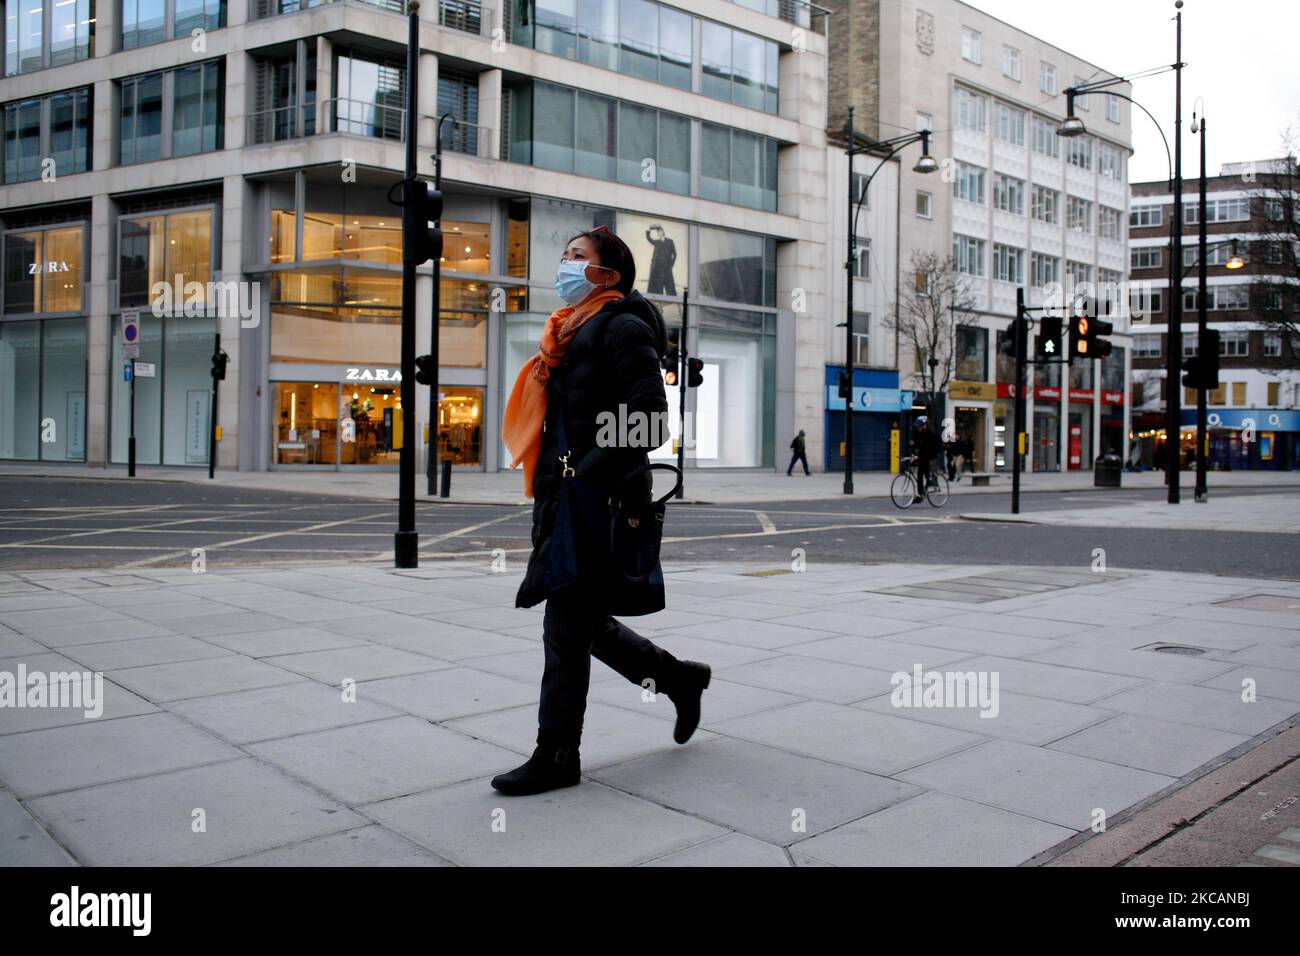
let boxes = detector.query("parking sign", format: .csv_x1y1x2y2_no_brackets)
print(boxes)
122,311,141,360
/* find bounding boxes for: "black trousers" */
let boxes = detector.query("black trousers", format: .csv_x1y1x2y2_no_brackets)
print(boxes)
787,450,809,475
538,593,682,748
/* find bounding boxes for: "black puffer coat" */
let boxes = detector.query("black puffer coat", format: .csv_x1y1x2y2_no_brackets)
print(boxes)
516,291,670,608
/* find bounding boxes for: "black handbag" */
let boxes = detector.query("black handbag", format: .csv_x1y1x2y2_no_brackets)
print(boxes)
540,413,682,616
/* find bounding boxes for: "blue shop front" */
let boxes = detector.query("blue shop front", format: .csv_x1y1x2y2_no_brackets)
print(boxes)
1178,408,1299,471
825,367,915,471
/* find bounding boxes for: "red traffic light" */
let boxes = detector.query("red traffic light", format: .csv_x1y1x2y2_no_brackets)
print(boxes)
664,370,678,387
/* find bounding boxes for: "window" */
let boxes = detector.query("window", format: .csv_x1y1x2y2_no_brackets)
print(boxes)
118,208,213,311
122,0,224,50
993,243,1023,283
1066,260,1091,286
1031,184,1059,224
437,69,479,155
1264,334,1282,357
1106,94,1120,123
1268,382,1280,405
851,239,870,280
698,226,777,307
1030,252,1059,288
1183,333,1198,357
1231,382,1247,405
1002,45,1020,80
1066,135,1092,170
1183,244,1247,268
3,0,95,74
1073,77,1089,111
961,27,981,64
1099,206,1122,240
916,111,933,132
1265,289,1283,311
1099,143,1123,180
1220,331,1249,356
850,311,869,365
1040,62,1056,95
1130,204,1162,227
851,172,869,207
1266,242,1284,265
1265,198,1284,220
2,87,91,183
956,326,987,381
953,235,985,276
1131,247,1161,270
954,87,987,132
701,122,779,211
995,103,1025,145
1130,287,1162,317
1066,195,1092,234
915,190,932,218
3,224,84,315
119,63,223,164
701,19,779,111
335,51,405,140
1184,197,1251,224
509,80,694,198
1133,333,1161,358
992,173,1024,214
171,61,223,156
1032,116,1060,158
1183,286,1250,311
953,162,986,204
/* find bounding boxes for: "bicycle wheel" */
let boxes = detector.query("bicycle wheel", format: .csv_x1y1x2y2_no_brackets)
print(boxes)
890,472,917,509
926,474,950,507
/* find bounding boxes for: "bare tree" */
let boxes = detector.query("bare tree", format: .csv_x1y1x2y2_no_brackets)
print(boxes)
887,251,980,421
1245,132,1300,370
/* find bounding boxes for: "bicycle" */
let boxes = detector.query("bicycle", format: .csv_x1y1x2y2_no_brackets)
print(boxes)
890,455,950,509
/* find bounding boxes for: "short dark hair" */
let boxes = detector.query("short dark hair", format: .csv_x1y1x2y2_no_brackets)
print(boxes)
568,225,636,295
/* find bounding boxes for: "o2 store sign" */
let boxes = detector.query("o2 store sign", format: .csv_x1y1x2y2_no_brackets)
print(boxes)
346,367,401,382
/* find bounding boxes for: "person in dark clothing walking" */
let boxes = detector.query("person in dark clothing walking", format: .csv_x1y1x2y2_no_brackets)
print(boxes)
496,225,711,797
644,225,677,296
787,429,810,475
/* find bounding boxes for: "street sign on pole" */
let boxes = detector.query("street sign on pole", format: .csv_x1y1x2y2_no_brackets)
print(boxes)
122,311,141,359
133,362,156,378
123,362,133,382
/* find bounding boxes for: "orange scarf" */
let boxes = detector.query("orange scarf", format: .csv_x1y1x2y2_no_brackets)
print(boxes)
502,289,624,497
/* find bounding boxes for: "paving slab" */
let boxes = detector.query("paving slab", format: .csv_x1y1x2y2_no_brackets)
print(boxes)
592,737,919,846
712,700,985,776
1048,714,1251,777
589,675,802,725
0,712,240,798
856,690,1111,746
363,777,727,867
779,634,975,673
1090,681,1298,736
167,681,402,745
718,655,897,704
105,655,307,702
793,791,1075,867
197,625,369,657
0,789,77,865
262,645,454,684
212,824,450,866
896,739,1177,831
27,759,366,866
247,716,518,804
641,832,791,867
57,634,233,670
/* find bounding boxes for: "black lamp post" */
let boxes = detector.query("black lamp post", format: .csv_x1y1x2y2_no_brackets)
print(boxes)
1058,0,1186,503
843,107,937,494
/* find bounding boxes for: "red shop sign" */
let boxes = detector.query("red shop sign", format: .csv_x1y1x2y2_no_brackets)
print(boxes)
1035,387,1062,400
1069,389,1094,402
1101,390,1124,405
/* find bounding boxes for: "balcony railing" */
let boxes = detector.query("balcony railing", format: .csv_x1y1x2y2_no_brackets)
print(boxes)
247,103,319,145
440,121,496,159
252,0,489,22
247,99,500,159
330,96,408,141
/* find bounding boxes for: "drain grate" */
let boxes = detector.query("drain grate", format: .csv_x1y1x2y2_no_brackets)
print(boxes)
1146,644,1207,656
866,567,1126,604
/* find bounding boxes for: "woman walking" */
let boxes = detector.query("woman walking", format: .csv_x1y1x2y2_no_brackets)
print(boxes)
496,225,712,797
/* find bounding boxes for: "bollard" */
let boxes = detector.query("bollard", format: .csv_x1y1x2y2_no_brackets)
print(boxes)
440,459,451,498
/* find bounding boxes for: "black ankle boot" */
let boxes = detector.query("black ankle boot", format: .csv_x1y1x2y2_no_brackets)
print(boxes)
666,661,711,745
490,743,581,796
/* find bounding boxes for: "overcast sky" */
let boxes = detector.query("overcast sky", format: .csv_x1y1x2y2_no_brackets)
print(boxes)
964,0,1300,183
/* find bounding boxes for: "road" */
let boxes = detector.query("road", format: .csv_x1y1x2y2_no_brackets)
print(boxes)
1,476,1296,578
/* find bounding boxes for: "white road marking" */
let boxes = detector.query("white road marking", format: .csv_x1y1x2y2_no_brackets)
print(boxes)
753,511,777,533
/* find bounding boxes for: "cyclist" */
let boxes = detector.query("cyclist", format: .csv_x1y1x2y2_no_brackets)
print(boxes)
909,416,942,504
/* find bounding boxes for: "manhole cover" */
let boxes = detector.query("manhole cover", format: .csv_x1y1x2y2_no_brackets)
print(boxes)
1148,644,1206,656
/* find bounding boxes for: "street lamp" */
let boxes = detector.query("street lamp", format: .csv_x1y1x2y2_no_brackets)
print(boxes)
842,106,937,494
1058,0,1186,503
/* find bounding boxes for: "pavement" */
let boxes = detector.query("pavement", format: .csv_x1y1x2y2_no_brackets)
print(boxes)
4,461,1299,505
963,488,1300,533
2,558,1298,867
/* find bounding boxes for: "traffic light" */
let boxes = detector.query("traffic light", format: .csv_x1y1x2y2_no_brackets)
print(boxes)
662,328,680,383
1036,315,1063,360
413,354,435,386
1089,317,1114,360
1182,329,1220,390
1069,312,1114,360
837,369,851,399
210,348,228,380
687,357,704,388
404,179,443,265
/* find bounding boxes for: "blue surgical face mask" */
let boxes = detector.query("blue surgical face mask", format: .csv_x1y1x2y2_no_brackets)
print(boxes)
555,259,596,306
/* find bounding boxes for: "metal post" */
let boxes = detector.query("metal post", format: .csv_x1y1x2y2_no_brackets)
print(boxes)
209,332,220,480
128,369,136,478
1195,115,1209,502
394,2,420,568
844,107,856,495
1012,289,1027,515
676,286,688,499
1165,1,1184,503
